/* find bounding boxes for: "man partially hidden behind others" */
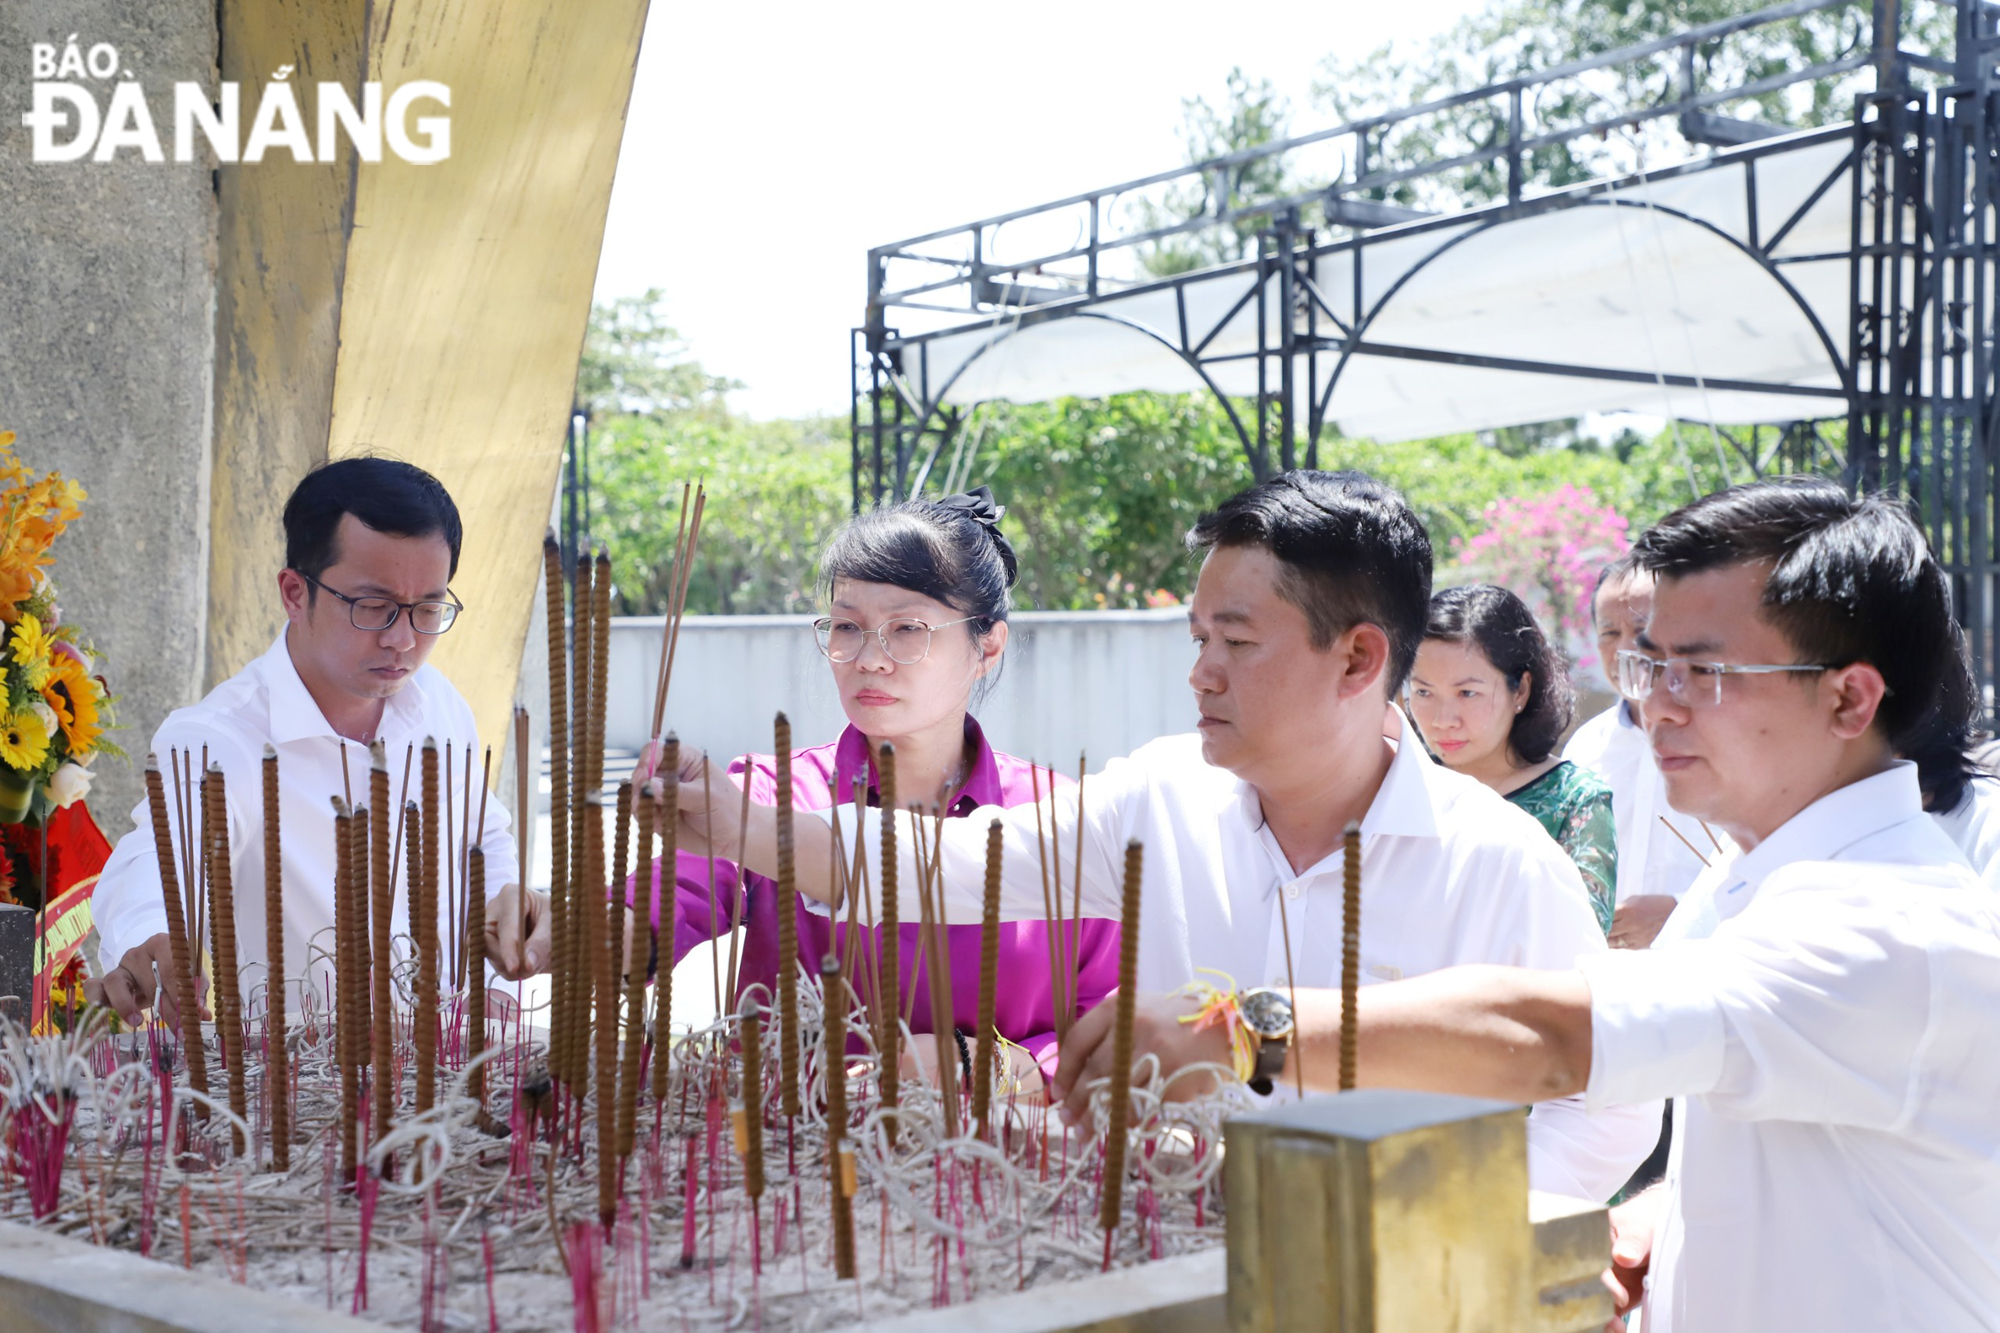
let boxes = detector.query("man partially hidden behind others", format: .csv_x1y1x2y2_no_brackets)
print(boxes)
88,458,551,1025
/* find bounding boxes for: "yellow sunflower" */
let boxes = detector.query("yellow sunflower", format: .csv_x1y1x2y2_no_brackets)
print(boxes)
0,709,49,772
8,614,51,690
43,652,101,757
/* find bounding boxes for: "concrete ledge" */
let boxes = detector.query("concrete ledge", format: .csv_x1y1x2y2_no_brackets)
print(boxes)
866,1247,1226,1333
0,1220,372,1333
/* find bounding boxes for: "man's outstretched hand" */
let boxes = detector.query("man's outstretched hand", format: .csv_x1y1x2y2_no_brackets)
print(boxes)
1601,1184,1666,1331
1050,989,1232,1127
486,882,553,979
84,932,210,1029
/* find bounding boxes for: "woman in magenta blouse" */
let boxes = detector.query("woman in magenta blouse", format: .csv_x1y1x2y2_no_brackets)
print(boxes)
642,487,1118,1084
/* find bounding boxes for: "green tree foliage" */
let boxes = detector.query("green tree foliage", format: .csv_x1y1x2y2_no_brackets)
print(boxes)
1313,0,1942,211
575,288,741,417
1135,68,1296,277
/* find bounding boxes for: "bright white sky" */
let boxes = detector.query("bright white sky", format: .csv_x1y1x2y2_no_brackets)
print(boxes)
591,0,1484,420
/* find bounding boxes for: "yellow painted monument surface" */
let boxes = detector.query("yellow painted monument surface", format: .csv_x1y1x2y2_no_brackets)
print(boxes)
208,0,651,755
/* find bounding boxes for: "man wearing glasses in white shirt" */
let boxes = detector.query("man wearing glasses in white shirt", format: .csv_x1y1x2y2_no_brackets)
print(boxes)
1057,478,1998,1332
672,470,1661,1205
87,458,553,1026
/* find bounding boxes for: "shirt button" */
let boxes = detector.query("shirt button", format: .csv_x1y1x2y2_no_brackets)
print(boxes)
1284,882,1302,900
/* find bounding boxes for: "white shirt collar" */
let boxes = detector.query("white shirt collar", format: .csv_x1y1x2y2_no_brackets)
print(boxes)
1233,710,1443,883
1728,761,1925,892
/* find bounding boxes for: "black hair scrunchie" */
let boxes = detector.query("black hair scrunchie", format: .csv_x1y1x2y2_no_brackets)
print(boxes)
936,485,1019,585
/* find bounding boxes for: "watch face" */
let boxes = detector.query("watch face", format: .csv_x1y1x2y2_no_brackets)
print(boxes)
1240,988,1294,1041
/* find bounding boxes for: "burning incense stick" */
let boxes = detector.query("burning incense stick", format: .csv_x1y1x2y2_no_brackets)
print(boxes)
143,757,209,1106
915,822,961,1138
820,954,857,1281
971,819,1003,1141
773,713,801,1119
1338,821,1361,1093
723,766,748,1006
369,746,395,1144
349,799,372,1120
651,740,680,1106
1030,765,1065,1035
261,746,287,1171
1099,840,1144,1241
1067,754,1087,1036
203,764,249,1155
650,484,706,744
1659,815,1712,868
617,780,654,1162
588,792,617,1229
875,743,901,1139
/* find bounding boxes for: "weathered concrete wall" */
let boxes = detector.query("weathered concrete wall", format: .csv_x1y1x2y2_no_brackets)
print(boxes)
602,608,1200,773
0,4,219,838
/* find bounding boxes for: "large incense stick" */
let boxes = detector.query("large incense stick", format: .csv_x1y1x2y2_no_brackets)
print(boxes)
1338,821,1361,1093
561,553,595,1089
737,993,766,1206
349,800,373,1103
333,798,357,1179
466,841,490,1124
651,740,679,1106
143,757,209,1107
617,780,654,1161
513,706,533,962
971,819,1003,1141
583,551,613,1089
203,764,248,1155
541,535,571,1083
773,713,800,1118
1099,839,1144,1240
607,779,635,1064
589,792,617,1230
821,954,857,1280
875,743,900,1140
370,746,395,1144
261,746,287,1171
416,739,441,1117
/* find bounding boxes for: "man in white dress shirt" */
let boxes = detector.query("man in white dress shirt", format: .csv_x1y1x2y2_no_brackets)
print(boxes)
1077,479,1999,1332
88,458,552,1026
1563,555,1710,949
674,471,1658,1203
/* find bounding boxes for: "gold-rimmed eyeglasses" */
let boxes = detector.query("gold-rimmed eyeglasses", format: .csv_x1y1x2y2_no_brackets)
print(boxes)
812,615,979,665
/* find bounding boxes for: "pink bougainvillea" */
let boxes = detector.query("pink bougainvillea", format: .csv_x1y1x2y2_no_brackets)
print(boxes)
1456,484,1630,674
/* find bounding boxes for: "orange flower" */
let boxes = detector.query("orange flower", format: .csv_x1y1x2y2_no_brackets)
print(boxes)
43,651,101,757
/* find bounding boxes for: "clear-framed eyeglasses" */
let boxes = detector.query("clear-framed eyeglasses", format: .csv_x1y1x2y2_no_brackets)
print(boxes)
1615,648,1827,708
812,615,980,665
300,572,463,634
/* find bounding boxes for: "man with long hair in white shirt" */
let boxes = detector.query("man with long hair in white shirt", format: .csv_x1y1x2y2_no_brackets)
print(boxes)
672,470,1660,1204
87,458,552,1026
1055,478,2000,1332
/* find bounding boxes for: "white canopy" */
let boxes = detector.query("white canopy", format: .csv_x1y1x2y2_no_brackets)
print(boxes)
902,130,1862,442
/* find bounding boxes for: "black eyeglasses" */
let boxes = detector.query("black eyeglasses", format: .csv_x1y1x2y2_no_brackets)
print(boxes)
299,573,463,634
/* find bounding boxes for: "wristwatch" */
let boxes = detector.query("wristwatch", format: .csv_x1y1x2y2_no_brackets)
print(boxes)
1239,988,1295,1095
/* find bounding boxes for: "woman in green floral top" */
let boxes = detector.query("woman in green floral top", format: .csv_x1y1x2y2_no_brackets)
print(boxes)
1405,584,1618,934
